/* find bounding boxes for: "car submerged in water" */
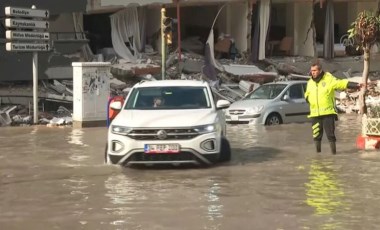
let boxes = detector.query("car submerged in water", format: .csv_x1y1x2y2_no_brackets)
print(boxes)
225,80,310,125
105,80,232,167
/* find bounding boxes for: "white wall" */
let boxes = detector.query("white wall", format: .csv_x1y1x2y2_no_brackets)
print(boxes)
294,2,314,57
226,2,248,52
87,0,121,13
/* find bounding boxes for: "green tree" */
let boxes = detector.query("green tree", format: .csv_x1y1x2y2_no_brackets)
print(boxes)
348,11,380,115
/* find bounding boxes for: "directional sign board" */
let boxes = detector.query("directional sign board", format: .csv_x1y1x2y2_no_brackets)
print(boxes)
6,31,50,40
5,18,49,30
6,42,51,52
5,7,49,19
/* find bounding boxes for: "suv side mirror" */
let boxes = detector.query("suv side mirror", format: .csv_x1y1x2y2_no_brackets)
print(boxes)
216,100,230,109
110,101,123,110
283,95,290,101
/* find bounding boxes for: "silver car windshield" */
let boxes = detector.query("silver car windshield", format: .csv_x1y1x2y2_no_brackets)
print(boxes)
125,86,211,110
245,84,287,100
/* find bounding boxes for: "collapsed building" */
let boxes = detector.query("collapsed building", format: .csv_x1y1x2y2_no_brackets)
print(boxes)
1,0,380,126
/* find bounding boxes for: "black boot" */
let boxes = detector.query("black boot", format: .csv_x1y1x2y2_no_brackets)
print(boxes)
314,141,321,153
329,142,336,155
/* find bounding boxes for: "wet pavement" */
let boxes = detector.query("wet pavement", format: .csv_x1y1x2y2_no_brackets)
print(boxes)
1,114,380,230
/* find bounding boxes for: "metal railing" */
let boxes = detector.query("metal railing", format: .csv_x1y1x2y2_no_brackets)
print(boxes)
362,114,380,136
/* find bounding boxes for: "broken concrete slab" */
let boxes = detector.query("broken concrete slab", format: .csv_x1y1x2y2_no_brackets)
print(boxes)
183,59,204,74
111,63,161,79
223,64,278,84
0,105,17,126
239,80,259,93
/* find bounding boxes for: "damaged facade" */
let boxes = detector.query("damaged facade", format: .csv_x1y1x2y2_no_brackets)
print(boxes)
1,0,380,126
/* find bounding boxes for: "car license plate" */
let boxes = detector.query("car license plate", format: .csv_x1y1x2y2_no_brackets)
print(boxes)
231,115,239,121
144,144,180,154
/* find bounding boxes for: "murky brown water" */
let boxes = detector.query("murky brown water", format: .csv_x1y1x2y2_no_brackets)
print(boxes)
1,114,380,230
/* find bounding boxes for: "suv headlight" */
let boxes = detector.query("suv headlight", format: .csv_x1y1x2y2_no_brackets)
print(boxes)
247,106,264,114
111,125,132,135
194,124,218,134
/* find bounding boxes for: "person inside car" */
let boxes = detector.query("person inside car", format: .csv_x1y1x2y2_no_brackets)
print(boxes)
153,96,165,108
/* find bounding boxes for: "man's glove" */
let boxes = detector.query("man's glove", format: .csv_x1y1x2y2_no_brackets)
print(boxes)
347,82,364,91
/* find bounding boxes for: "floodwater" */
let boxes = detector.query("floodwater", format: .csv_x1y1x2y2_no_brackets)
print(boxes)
1,114,380,230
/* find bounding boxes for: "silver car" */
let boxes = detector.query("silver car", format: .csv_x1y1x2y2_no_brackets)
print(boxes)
225,80,310,125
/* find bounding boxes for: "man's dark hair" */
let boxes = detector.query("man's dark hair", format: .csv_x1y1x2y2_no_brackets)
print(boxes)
311,60,322,70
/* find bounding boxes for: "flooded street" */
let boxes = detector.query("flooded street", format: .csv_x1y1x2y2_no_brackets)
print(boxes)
1,114,380,230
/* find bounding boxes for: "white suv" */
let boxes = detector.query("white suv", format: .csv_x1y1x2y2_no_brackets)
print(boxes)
105,80,232,166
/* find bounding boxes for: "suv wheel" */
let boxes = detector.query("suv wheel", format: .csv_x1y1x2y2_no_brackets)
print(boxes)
219,137,231,162
265,113,282,126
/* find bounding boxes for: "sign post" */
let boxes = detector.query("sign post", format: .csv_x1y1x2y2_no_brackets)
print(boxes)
4,5,50,124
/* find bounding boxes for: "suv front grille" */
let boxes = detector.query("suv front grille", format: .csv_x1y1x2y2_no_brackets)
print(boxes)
127,128,199,140
128,151,197,162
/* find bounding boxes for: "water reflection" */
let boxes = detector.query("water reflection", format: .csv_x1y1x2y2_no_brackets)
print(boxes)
64,129,89,166
305,158,347,215
205,178,223,221
67,129,88,147
29,126,39,153
103,173,146,228
305,158,349,229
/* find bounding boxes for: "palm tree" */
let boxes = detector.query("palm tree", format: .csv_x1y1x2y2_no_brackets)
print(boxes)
348,11,380,115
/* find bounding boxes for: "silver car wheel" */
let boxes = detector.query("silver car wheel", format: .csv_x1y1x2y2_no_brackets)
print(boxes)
266,114,281,126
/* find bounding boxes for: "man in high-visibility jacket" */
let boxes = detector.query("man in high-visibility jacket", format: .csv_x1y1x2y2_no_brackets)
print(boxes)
305,62,362,154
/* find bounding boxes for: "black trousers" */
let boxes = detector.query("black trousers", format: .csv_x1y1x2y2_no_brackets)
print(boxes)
311,115,337,142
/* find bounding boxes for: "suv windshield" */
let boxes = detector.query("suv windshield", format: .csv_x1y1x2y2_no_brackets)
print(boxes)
125,86,211,110
244,84,287,100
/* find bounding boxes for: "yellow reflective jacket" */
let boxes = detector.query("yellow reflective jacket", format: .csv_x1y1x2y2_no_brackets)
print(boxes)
304,72,348,118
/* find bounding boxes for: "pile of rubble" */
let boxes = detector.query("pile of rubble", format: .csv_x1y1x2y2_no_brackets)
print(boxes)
336,80,380,114
0,80,74,127
0,104,73,127
3,32,380,127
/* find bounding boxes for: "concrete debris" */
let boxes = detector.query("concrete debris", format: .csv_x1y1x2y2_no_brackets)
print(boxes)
47,117,73,126
223,64,278,84
0,100,74,127
0,105,17,126
336,81,380,114
57,106,72,116
181,36,204,54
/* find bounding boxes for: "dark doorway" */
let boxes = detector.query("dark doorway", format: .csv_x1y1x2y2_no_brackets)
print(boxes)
83,13,113,55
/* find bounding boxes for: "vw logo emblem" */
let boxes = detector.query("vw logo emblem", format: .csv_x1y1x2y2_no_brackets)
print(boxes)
157,130,168,140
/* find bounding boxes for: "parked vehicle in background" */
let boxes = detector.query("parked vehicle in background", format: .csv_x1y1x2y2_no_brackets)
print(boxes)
106,80,232,167
225,81,310,125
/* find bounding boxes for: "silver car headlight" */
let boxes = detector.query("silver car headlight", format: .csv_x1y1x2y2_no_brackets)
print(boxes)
246,106,264,114
111,125,132,135
194,124,218,134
